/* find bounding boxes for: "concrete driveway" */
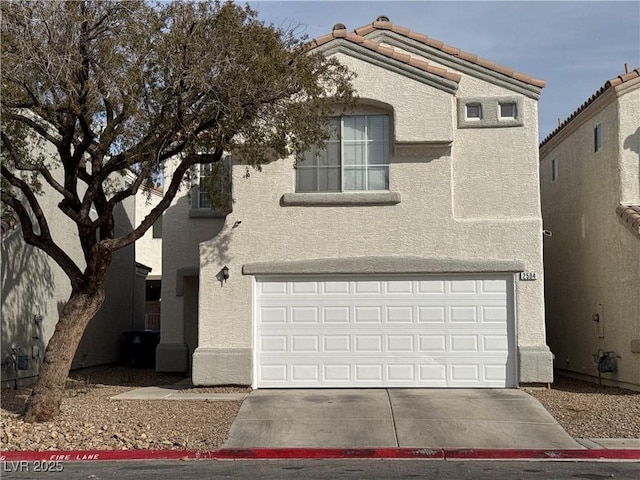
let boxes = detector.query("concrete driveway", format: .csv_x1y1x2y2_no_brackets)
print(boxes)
223,389,584,449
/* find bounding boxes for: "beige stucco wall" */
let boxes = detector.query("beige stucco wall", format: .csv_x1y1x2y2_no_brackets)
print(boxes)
540,79,640,389
156,163,226,372
1,146,137,385
164,48,552,386
330,53,454,143
135,188,163,278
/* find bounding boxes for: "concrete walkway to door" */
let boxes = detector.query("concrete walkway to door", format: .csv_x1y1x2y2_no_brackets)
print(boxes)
223,388,584,449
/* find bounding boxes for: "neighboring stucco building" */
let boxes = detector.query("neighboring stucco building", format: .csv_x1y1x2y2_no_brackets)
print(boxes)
135,186,164,330
159,17,553,388
539,67,640,390
1,145,144,386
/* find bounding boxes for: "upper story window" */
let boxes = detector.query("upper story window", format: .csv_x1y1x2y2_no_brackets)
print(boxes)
551,158,558,182
465,103,482,120
192,158,232,215
594,123,603,152
197,163,215,208
296,115,390,192
499,102,517,119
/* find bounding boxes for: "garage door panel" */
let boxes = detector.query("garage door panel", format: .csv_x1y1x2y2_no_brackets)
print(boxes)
354,335,383,352
291,335,319,352
291,281,319,295
260,335,287,353
449,279,478,294
324,364,351,381
420,364,447,383
450,335,479,352
451,364,480,381
324,306,350,323
417,280,446,294
484,364,507,381
481,279,507,294
256,275,515,388
418,306,446,323
483,335,509,352
261,364,287,382
291,306,319,323
419,334,447,352
387,335,414,352
324,335,350,352
481,305,508,323
292,364,319,381
261,307,287,323
387,306,414,323
355,364,384,381
450,306,478,323
324,281,350,294
388,364,415,381
355,281,382,294
386,280,414,294
259,281,288,295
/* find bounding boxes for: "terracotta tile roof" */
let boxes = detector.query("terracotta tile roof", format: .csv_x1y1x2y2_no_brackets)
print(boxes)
616,204,640,236
352,16,546,88
308,23,462,83
540,67,640,148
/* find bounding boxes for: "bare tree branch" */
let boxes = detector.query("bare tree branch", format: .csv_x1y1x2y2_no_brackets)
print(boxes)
1,131,72,201
1,166,84,284
3,111,62,148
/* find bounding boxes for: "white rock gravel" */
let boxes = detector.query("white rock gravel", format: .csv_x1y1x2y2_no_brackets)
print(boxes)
1,368,638,452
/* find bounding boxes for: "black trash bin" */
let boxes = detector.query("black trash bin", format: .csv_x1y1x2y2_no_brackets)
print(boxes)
122,330,160,368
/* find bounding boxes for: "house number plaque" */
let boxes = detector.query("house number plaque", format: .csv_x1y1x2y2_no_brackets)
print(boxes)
519,272,537,281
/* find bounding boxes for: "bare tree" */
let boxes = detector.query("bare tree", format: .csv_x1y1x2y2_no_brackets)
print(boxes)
1,0,355,422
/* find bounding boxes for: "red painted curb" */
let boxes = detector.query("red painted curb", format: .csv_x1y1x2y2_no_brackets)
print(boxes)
215,448,444,459
0,450,217,462
2,448,639,462
443,449,640,460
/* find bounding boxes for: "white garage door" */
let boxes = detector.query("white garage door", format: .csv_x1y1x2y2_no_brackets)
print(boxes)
255,275,516,388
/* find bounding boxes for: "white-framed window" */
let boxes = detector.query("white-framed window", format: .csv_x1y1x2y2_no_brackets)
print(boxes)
594,123,603,152
196,159,231,211
197,163,215,208
499,102,517,119
296,115,390,192
551,158,558,182
466,103,482,120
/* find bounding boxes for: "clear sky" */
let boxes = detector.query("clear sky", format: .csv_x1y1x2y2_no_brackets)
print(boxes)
247,0,640,141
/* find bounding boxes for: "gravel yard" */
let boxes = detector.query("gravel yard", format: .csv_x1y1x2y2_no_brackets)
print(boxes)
1,367,246,452
1,367,638,452
523,376,640,439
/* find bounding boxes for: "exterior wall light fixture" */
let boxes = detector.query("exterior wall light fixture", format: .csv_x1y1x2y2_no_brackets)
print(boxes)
221,265,229,283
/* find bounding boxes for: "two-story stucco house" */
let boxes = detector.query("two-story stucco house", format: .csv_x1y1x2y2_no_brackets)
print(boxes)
539,67,640,390
158,17,553,389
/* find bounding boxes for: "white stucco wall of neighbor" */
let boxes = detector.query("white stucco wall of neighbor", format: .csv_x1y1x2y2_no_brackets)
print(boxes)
1,143,137,386
135,188,163,278
169,45,553,386
540,77,640,390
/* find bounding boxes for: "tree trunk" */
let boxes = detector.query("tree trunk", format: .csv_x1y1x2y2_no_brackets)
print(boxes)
23,288,106,423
